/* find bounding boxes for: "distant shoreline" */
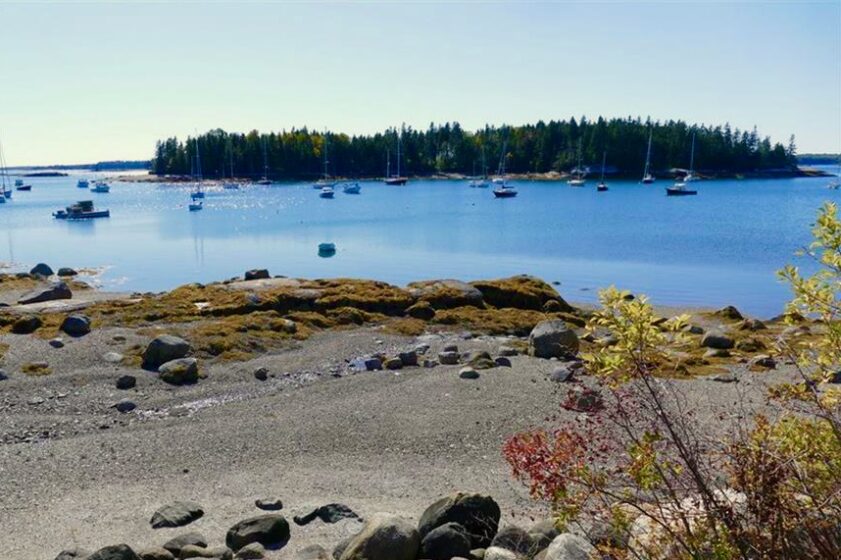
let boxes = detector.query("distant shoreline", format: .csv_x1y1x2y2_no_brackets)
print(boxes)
110,166,832,184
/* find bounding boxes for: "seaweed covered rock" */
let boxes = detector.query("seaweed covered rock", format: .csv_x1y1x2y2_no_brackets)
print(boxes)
11,315,42,334
418,492,501,549
407,279,484,309
18,282,72,304
158,358,199,385
471,275,572,312
714,305,744,321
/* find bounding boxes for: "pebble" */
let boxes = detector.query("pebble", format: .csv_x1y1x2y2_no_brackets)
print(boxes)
494,357,512,368
459,367,480,379
254,367,269,381
113,399,137,413
103,352,124,364
49,338,65,348
116,375,137,390
255,498,283,511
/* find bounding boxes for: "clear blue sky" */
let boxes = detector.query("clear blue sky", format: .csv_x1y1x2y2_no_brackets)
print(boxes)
1,1,839,166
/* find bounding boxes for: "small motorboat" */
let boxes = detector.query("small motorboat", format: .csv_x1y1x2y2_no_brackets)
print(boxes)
641,174,655,184
188,201,203,211
77,179,89,188
53,200,110,219
191,190,205,200
567,178,586,187
596,151,609,192
319,186,335,198
90,182,110,193
16,184,31,191
342,182,361,194
384,176,407,186
469,179,489,188
493,181,518,198
318,242,336,257
666,182,697,196
596,182,608,192
222,182,240,190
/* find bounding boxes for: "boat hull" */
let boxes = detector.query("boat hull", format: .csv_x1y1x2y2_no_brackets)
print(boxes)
384,177,407,185
666,187,697,196
54,210,110,220
16,185,31,191
493,189,518,198
567,180,586,187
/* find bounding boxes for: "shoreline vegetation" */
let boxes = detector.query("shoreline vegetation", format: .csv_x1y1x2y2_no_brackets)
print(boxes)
151,118,806,183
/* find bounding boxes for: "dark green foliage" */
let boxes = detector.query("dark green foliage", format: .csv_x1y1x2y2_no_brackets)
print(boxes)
151,118,796,180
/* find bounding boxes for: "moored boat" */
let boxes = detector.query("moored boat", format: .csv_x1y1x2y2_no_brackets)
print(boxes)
77,179,89,188
492,135,518,198
90,182,110,193
596,150,609,192
53,200,110,219
14,179,23,187
641,127,655,183
384,128,408,185
319,186,335,198
668,131,699,196
567,138,587,186
16,184,32,191
342,182,361,194
188,201,203,211
318,242,336,257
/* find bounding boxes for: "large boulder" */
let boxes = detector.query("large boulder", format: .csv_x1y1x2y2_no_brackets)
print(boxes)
136,548,175,560
528,320,579,359
18,282,72,304
490,525,535,556
60,314,91,337
158,358,199,385
142,335,191,370
11,315,42,334
419,522,472,560
700,331,735,350
226,514,290,552
150,501,204,528
245,269,270,281
54,549,90,560
87,544,141,560
30,262,54,277
339,513,419,560
471,275,572,312
57,267,78,277
407,279,484,309
541,534,596,560
418,492,501,549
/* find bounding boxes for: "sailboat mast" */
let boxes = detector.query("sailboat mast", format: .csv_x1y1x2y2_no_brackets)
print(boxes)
396,131,401,177
386,149,391,178
689,132,696,174
262,137,269,180
600,151,607,182
644,129,653,177
323,133,329,179
194,137,202,183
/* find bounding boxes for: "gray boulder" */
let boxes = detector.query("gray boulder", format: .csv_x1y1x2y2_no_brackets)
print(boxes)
61,314,91,337
18,282,72,304
459,367,480,380
234,542,266,559
87,544,141,560
296,545,331,559
142,335,191,370
57,267,78,277
30,263,54,277
438,351,460,365
150,500,204,528
541,533,596,560
418,492,501,548
137,548,175,560
226,514,290,551
179,544,231,558
407,279,484,309
339,513,419,560
11,315,42,334
490,525,534,556
158,358,199,385
162,532,207,556
420,522,472,560
528,320,579,359
113,399,136,413
700,331,735,350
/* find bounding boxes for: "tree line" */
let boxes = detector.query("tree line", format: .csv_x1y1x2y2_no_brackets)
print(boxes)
151,117,797,180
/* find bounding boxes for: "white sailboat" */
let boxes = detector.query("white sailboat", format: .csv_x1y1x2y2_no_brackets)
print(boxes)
384,128,408,185
0,139,10,203
667,131,699,196
596,151,608,192
313,133,336,189
223,140,240,190
641,128,655,183
257,137,272,184
567,138,586,186
469,147,490,188
190,137,205,201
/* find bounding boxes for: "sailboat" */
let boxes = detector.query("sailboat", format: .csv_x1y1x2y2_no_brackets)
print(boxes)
641,128,655,183
223,141,240,190
596,151,608,192
384,129,408,185
667,132,699,196
313,133,336,189
469,147,490,188
0,139,10,203
567,138,586,186
257,137,272,185
492,137,518,198
190,138,205,201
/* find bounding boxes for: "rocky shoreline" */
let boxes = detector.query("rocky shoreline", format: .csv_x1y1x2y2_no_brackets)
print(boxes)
0,264,814,559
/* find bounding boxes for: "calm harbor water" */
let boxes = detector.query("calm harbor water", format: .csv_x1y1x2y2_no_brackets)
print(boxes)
1,170,838,317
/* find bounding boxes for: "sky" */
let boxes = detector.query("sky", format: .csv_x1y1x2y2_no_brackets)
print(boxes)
0,1,839,166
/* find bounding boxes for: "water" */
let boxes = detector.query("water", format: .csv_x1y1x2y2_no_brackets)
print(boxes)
1,169,838,317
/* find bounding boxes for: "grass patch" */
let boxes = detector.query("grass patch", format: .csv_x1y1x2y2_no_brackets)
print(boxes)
432,306,551,336
21,362,51,376
471,275,573,311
